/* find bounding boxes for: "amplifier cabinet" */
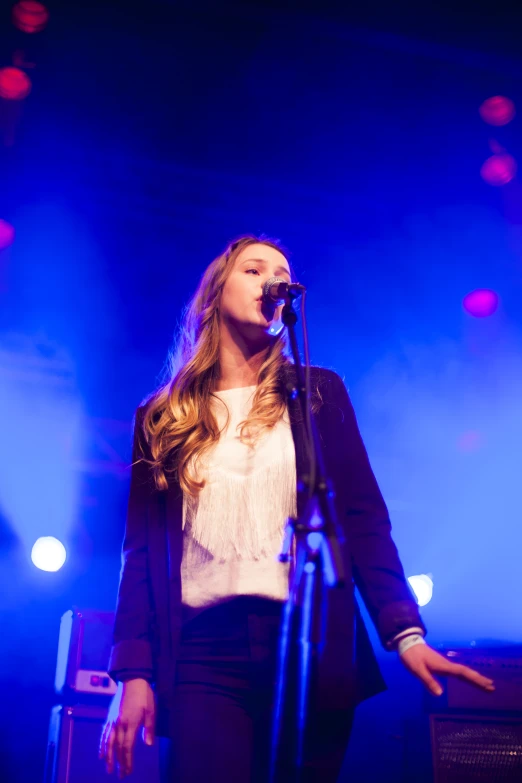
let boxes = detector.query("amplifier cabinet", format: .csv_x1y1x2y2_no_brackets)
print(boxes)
45,703,160,783
444,648,522,712
430,713,522,783
55,609,117,699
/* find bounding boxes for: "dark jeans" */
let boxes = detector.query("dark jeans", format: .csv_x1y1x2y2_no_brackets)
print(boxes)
159,597,354,783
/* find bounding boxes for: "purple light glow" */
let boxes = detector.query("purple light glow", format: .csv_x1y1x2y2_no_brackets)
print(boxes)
456,430,484,453
463,289,499,318
479,96,516,126
0,220,15,251
480,154,517,186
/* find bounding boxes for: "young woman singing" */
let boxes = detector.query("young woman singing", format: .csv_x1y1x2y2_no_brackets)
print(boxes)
100,235,494,782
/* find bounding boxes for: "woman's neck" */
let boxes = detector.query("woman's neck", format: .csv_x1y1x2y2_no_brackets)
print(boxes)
215,328,269,391
214,358,262,391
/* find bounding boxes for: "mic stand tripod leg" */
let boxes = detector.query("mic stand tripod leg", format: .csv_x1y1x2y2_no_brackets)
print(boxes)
269,529,325,783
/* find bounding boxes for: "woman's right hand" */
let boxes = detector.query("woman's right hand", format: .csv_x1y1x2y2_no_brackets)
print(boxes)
99,678,156,778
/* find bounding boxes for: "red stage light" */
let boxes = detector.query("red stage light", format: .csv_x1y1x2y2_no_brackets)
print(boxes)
479,96,516,126
12,1,49,34
462,289,499,318
480,153,517,186
0,220,15,251
0,67,32,100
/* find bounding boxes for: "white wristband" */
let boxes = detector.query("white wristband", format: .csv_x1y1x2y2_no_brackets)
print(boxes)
398,634,426,656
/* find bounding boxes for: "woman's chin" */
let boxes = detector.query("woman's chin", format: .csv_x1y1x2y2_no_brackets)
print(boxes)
240,319,282,343
259,314,283,335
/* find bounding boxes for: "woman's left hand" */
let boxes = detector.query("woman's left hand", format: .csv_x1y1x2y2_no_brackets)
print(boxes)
400,644,495,696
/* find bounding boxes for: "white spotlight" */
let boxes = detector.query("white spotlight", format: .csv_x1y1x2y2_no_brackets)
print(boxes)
31,536,67,572
408,574,433,607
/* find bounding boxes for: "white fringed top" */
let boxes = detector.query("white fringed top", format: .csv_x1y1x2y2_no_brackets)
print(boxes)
180,385,296,620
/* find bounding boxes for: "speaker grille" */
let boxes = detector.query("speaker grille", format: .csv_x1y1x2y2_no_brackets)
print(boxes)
431,714,522,783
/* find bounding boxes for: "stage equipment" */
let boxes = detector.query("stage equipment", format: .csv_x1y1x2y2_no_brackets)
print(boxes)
55,608,118,699
269,281,346,783
428,645,522,782
46,607,161,781
45,703,160,783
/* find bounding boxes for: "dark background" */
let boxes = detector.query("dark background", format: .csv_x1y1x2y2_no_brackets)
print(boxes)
1,1,521,780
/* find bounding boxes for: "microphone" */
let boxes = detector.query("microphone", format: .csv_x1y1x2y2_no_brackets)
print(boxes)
262,276,306,304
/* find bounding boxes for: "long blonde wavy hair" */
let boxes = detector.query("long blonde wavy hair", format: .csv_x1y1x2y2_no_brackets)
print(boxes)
141,234,296,495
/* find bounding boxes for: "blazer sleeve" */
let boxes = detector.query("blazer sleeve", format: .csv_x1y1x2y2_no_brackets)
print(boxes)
108,406,155,682
326,371,427,649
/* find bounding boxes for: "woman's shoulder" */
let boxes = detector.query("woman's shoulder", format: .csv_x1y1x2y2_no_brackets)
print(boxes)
282,361,344,383
309,364,347,394
281,362,348,405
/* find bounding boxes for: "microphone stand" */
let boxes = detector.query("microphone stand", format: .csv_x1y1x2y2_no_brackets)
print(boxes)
269,292,346,782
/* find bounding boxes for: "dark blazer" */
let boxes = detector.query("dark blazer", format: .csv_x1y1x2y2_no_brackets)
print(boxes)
108,365,426,737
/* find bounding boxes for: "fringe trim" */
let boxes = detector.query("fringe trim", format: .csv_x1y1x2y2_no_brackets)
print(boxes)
182,426,297,563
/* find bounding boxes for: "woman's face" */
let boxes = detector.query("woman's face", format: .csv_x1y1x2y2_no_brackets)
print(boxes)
219,243,292,342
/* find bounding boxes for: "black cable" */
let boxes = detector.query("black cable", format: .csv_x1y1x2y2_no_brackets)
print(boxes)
299,291,316,500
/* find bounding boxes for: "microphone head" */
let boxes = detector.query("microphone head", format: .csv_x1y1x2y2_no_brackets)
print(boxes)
262,276,287,304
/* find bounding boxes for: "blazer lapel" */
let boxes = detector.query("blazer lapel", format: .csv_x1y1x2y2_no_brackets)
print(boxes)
280,363,310,520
